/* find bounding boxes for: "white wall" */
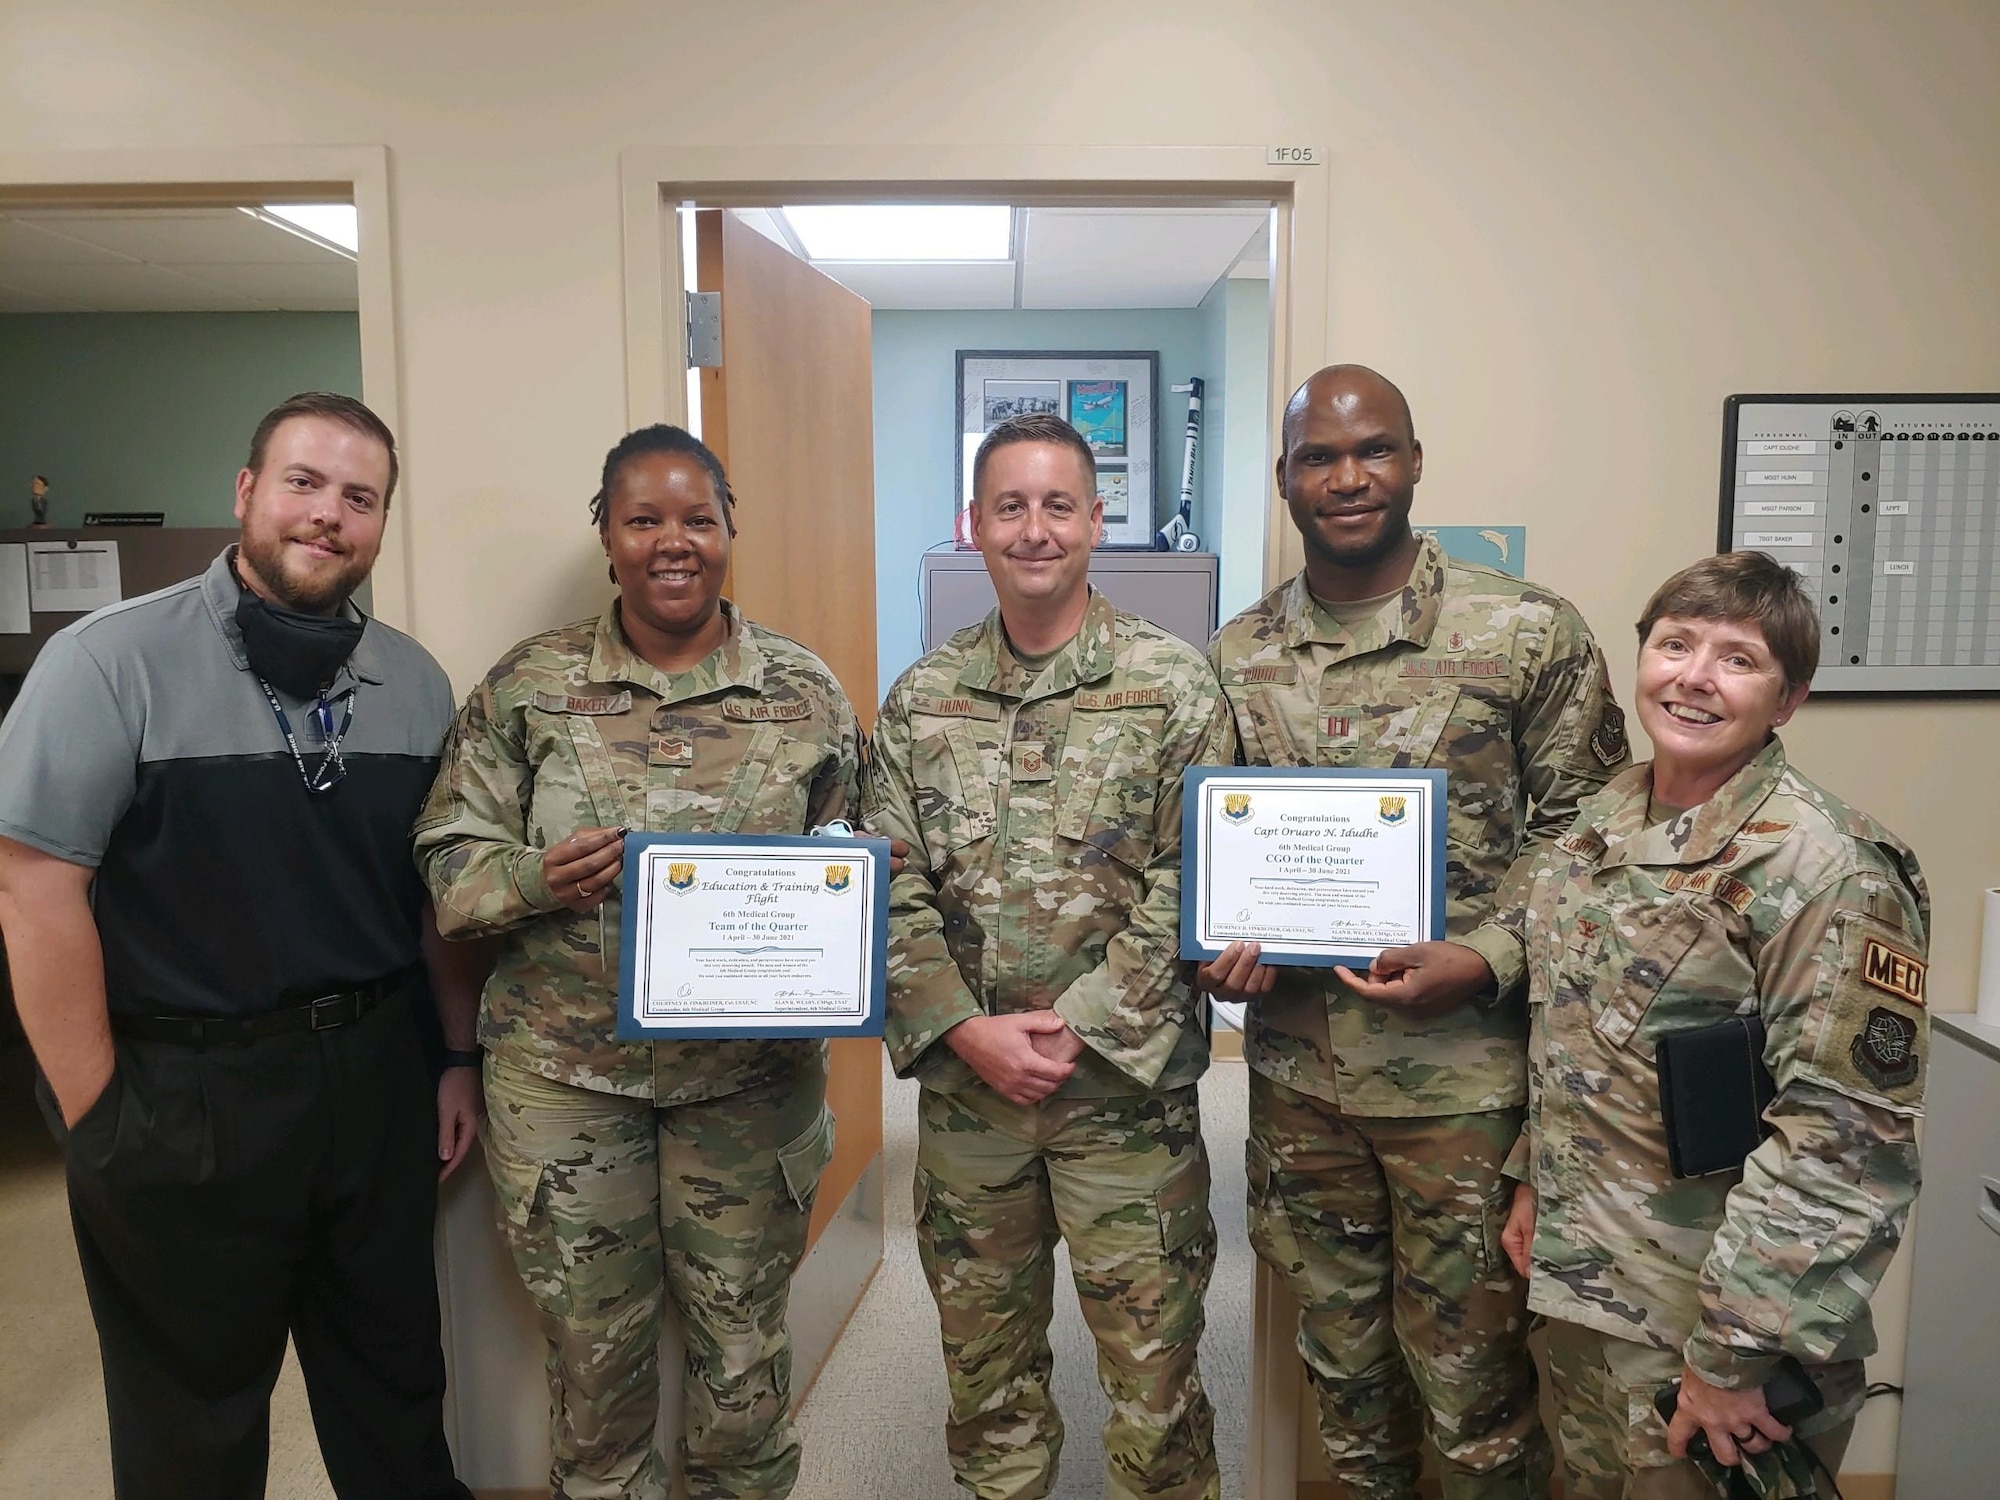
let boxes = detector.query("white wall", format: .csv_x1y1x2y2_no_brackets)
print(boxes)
5,0,1997,1475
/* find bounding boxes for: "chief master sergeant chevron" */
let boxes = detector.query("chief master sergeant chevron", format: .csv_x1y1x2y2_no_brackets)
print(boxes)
1202,364,1630,1499
863,412,1238,1500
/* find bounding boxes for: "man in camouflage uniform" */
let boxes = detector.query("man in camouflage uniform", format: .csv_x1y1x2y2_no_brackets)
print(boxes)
1204,365,1627,1497
417,561,860,1500
1456,554,1929,1498
864,412,1237,1500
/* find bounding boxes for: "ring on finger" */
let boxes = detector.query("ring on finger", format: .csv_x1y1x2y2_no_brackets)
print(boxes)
577,880,590,899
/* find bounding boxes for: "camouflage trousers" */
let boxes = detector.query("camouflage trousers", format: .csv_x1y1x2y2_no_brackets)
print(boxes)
914,1082,1220,1500
1245,1072,1551,1499
482,1055,835,1500
1545,1322,1855,1500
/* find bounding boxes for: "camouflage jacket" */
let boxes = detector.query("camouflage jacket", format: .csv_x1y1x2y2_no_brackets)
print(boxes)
864,591,1238,1097
1477,738,1928,1389
415,600,862,1103
1208,532,1627,1116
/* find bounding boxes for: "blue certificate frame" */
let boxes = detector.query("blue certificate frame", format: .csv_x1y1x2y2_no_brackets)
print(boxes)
1178,767,1448,968
617,831,889,1040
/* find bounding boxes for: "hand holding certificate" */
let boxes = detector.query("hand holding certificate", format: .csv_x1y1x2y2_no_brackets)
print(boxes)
618,832,889,1040
1180,768,1446,967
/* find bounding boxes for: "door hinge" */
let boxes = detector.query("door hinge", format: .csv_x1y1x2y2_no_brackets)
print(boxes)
686,291,721,368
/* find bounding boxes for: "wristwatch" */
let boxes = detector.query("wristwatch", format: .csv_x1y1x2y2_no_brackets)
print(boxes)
441,1047,484,1070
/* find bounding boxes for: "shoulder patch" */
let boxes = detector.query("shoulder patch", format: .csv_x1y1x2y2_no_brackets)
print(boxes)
530,690,632,715
721,697,813,722
1398,656,1510,679
1860,935,1926,1007
1799,912,1929,1113
1590,701,1628,767
1074,687,1169,711
1222,662,1298,687
908,693,1003,721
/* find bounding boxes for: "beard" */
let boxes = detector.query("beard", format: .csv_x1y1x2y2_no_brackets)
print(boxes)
238,524,369,613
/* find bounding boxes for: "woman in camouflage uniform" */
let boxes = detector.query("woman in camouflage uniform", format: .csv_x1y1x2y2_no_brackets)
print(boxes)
415,425,863,1500
1348,553,1927,1498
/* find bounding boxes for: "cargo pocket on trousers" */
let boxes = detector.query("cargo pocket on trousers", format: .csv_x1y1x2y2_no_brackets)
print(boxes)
778,1105,837,1211
1245,1136,1311,1295
485,1147,573,1322
1157,1154,1213,1256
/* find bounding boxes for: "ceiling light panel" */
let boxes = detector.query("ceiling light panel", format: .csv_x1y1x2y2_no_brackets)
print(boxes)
256,204,359,255
782,204,1011,262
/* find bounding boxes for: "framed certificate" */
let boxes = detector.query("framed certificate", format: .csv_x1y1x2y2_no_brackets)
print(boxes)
617,832,889,1040
1179,768,1447,967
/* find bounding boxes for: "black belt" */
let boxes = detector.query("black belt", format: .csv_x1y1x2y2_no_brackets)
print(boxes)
111,971,413,1047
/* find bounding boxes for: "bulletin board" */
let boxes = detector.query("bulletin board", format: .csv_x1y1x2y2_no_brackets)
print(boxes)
1718,393,2000,694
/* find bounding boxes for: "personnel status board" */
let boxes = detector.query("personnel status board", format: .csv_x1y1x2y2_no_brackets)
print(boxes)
1720,393,2000,694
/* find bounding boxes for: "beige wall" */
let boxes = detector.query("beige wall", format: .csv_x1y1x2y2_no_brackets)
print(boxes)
5,0,1994,1477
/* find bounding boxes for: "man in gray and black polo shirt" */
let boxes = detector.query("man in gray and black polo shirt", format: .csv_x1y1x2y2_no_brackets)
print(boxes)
0,393,479,1500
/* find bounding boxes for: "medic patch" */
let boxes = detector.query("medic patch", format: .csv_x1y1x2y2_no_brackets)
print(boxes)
531,690,633,715
909,694,1003,721
1851,1007,1921,1090
1861,938,1927,1007
1802,913,1929,1110
1591,701,1628,767
721,698,812,722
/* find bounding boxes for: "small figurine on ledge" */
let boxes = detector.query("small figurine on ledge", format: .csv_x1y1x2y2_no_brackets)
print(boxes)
29,475,50,528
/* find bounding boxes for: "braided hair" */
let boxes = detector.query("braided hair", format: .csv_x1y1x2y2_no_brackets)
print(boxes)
589,424,737,535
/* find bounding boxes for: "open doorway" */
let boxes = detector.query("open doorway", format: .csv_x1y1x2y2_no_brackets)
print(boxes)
661,189,1280,1498
0,165,388,1498
676,198,1276,694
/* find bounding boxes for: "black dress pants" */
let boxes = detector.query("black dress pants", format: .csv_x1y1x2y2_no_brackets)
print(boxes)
44,994,472,1500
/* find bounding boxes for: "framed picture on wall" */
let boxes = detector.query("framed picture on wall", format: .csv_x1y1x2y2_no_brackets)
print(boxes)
955,349,1160,548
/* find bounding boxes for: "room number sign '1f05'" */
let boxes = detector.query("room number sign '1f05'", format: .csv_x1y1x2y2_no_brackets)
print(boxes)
1265,146,1322,165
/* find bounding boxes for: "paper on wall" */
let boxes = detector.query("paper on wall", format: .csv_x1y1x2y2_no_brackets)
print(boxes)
27,541,122,613
0,545,29,633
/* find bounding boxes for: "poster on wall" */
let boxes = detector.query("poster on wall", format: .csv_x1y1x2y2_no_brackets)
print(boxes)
1425,526,1525,579
1067,380,1128,456
955,350,1160,548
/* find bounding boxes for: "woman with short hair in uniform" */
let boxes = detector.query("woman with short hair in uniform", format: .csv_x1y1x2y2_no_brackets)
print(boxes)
415,425,861,1500
1345,551,1928,1498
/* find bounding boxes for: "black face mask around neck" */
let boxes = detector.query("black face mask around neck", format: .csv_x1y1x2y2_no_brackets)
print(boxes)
235,587,365,700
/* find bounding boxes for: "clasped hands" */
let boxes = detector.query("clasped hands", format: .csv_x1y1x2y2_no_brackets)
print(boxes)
1195,938,1495,1014
946,1011,1086,1105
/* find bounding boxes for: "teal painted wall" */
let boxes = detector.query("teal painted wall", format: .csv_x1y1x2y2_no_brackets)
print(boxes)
870,307,1211,690
0,313,363,529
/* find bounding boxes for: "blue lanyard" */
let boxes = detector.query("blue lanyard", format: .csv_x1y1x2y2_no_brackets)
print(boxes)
257,679,356,794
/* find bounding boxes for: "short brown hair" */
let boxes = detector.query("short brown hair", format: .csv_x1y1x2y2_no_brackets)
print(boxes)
972,413,1097,502
245,391,399,506
1636,551,1820,691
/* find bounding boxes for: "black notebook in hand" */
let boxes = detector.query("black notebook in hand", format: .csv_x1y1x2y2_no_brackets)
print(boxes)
1655,1014,1777,1178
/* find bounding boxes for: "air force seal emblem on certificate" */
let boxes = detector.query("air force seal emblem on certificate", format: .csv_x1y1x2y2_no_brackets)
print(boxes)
666,861,698,893
1222,792,1253,823
1379,795,1408,825
824,864,853,893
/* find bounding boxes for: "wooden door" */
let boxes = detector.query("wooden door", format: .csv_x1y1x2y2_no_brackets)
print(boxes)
694,209,884,1393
